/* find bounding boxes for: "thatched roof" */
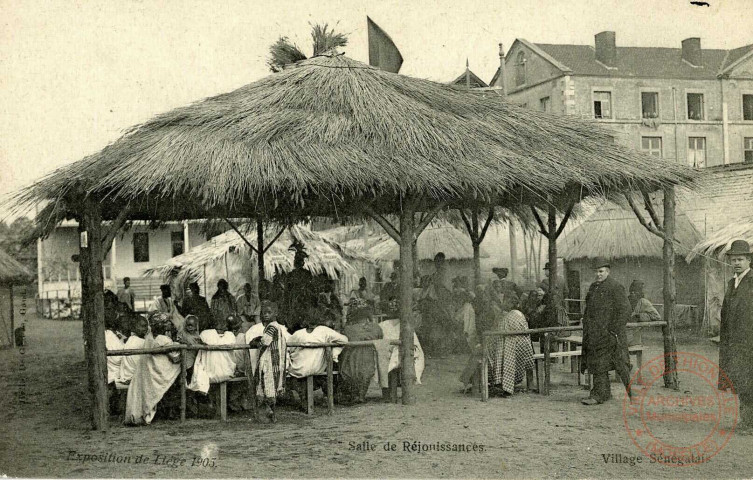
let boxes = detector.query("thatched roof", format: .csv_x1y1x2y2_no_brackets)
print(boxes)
13,53,696,223
687,215,753,261
0,248,32,284
353,221,489,262
144,224,370,286
559,202,702,261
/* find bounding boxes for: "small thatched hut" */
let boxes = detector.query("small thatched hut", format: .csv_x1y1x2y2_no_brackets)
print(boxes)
0,248,33,348
560,202,704,323
144,224,369,300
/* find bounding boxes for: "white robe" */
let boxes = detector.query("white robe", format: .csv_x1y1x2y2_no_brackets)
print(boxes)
124,335,181,425
378,319,425,384
187,329,236,393
105,330,124,384
288,326,348,378
117,335,145,384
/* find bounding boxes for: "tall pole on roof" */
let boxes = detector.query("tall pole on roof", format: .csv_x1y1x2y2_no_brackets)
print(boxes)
497,43,507,95
465,58,471,89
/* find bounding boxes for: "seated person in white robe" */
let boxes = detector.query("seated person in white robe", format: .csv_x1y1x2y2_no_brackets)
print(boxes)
187,316,237,393
124,314,182,425
117,315,149,386
105,313,125,384
105,311,125,414
288,315,348,378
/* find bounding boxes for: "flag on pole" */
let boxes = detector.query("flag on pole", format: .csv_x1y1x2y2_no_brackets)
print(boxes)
367,17,403,74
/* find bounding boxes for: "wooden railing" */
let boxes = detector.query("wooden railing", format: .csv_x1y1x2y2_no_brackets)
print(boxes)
479,321,667,400
107,339,400,422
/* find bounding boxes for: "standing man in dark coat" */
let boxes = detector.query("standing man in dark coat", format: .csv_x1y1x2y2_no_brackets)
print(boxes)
718,239,753,433
180,282,213,331
581,258,633,405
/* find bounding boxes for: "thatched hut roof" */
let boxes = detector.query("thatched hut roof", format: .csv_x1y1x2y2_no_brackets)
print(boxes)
353,221,489,262
0,249,32,284
13,53,696,223
559,202,702,261
144,224,370,286
687,215,753,261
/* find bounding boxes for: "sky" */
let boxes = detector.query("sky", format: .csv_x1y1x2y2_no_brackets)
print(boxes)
1,0,751,218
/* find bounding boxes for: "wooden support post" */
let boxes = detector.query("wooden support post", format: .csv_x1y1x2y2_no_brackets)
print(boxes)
662,187,679,390
326,346,334,415
526,369,533,391
257,218,265,285
388,370,398,404
79,197,108,431
481,335,489,402
547,203,558,330
398,205,417,405
542,333,551,395
219,383,228,422
306,376,315,415
9,284,14,349
180,347,187,423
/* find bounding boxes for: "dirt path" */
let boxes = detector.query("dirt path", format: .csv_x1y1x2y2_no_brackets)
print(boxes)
1,313,751,478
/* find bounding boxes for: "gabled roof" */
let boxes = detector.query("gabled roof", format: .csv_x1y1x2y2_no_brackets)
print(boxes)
534,44,729,79
718,44,753,75
449,69,489,88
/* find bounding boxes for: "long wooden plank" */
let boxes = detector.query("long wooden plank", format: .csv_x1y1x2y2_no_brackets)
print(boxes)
483,321,667,339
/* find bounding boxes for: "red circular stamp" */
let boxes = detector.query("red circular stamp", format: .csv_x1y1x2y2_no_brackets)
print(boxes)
622,352,738,467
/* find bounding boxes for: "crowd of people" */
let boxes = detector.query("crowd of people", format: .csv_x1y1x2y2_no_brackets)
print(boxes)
104,240,424,425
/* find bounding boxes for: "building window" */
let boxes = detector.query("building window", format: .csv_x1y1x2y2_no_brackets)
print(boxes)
688,137,706,168
515,51,526,86
744,95,753,121
133,232,150,263
687,93,704,120
745,137,753,163
593,91,612,119
171,231,185,257
641,92,659,118
641,137,662,157
540,96,551,112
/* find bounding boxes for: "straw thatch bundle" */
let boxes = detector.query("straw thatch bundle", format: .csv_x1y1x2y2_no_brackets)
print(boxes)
0,249,32,284
687,216,753,261
13,53,696,222
144,224,370,288
358,221,490,262
559,202,702,261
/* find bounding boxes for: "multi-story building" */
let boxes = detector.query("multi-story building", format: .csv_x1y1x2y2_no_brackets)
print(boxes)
37,220,208,315
494,31,753,168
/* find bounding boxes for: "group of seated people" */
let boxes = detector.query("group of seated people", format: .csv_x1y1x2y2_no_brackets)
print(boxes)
105,278,424,425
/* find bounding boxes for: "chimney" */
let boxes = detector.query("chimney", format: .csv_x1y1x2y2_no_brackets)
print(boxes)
594,31,616,67
681,37,702,66
495,43,507,94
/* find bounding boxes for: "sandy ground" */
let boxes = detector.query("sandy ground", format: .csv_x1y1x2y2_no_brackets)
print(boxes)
1,302,752,479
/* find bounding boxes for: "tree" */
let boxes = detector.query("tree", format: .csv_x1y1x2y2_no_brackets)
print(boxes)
268,23,348,73
625,188,679,390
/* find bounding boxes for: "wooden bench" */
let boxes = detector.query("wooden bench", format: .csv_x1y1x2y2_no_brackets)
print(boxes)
531,344,646,393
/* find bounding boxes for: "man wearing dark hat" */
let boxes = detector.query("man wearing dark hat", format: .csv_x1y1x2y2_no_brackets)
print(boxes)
581,257,633,405
718,239,753,432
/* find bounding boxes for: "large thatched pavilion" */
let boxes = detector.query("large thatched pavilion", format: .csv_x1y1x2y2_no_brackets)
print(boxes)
11,53,697,429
